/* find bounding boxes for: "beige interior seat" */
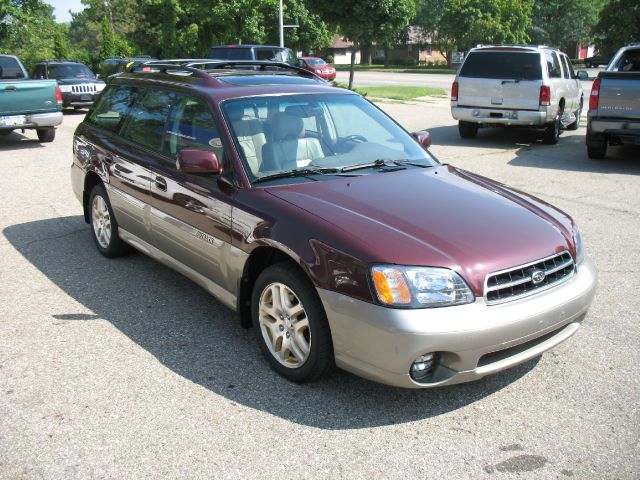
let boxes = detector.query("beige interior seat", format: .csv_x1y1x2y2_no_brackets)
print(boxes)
227,105,266,174
261,112,323,171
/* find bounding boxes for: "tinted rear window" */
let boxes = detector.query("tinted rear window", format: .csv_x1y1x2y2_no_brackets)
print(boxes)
0,57,25,79
459,52,542,80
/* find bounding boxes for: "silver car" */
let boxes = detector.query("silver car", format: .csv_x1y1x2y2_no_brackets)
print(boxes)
451,45,588,144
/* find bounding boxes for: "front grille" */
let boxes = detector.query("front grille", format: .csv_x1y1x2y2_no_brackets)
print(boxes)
71,84,97,94
485,251,575,304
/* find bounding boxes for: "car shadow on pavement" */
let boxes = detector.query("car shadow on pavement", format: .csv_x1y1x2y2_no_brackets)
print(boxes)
427,124,640,175
4,216,539,430
0,131,46,150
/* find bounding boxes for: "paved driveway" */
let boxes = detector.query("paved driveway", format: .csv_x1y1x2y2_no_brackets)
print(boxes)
0,99,638,479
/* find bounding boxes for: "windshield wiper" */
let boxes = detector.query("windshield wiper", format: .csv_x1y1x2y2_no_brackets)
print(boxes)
340,159,432,172
252,166,341,184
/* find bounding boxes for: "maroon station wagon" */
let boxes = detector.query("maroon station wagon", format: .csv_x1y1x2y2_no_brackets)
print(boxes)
71,60,597,388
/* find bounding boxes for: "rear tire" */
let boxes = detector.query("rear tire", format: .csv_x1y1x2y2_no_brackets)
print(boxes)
459,121,478,139
587,134,607,159
542,107,562,144
566,100,582,131
36,128,55,143
89,184,130,258
0,130,12,136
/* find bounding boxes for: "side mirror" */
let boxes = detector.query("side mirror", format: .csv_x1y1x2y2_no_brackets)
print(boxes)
176,149,221,174
577,70,589,80
96,74,100,79
412,130,432,149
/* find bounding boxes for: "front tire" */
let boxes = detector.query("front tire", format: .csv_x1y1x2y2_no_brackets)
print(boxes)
36,128,55,143
89,184,130,258
459,121,478,139
251,263,334,383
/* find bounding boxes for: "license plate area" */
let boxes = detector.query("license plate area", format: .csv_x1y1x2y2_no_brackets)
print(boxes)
0,115,26,127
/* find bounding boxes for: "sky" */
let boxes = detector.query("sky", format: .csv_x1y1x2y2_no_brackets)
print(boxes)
44,0,86,23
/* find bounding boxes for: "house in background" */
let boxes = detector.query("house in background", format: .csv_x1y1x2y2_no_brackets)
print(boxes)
320,27,446,65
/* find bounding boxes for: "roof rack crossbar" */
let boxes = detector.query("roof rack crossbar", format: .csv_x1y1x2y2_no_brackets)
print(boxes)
143,59,323,81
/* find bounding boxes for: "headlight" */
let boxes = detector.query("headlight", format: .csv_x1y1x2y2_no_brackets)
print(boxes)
573,227,584,265
371,265,474,308
95,83,106,92
58,85,72,93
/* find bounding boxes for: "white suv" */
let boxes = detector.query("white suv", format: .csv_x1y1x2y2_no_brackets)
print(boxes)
451,45,588,144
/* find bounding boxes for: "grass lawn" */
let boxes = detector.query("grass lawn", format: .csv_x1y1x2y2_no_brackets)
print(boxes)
356,85,446,100
335,64,457,75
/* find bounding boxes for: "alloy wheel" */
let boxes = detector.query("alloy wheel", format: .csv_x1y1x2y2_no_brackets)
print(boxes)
91,195,112,249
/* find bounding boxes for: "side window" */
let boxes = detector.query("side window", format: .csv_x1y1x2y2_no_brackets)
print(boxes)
86,85,135,133
30,65,43,78
617,49,640,71
164,95,225,163
256,49,275,61
563,55,576,78
560,55,571,78
545,51,562,78
121,89,175,152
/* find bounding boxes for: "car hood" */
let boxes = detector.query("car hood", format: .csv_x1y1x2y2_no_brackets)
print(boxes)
56,78,104,84
265,165,575,295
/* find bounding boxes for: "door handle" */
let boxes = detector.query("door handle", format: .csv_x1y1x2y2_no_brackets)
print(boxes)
154,176,167,191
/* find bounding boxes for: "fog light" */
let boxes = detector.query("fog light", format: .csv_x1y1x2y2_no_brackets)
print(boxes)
472,110,479,117
410,353,436,381
511,111,518,119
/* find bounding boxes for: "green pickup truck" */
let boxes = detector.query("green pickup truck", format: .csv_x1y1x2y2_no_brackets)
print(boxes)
0,54,63,142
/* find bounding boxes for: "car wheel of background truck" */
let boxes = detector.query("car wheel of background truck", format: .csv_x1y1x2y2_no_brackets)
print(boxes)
36,128,55,143
89,184,130,258
566,100,582,131
459,121,479,139
251,262,334,383
542,107,562,144
587,134,607,159
0,130,12,136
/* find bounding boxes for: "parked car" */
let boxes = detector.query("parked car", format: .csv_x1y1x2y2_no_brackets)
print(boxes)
71,60,597,388
586,43,640,158
30,60,105,109
0,54,62,142
451,45,588,144
101,56,157,77
584,54,610,68
207,44,297,66
297,56,336,81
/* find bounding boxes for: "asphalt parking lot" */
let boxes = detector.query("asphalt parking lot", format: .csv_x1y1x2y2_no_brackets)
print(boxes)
1,97,638,479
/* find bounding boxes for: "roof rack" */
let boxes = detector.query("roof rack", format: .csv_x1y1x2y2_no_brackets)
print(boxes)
475,44,550,49
139,59,323,81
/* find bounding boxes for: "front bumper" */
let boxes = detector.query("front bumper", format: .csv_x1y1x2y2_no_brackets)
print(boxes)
62,92,101,108
319,256,597,388
452,105,548,126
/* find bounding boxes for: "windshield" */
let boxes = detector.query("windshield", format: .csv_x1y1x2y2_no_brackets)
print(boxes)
305,58,327,66
460,52,542,80
223,93,438,183
48,64,95,79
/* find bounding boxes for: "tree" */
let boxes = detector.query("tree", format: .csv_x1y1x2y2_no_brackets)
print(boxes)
529,0,606,54
592,0,640,56
438,0,533,54
413,0,455,63
310,0,416,88
0,0,59,67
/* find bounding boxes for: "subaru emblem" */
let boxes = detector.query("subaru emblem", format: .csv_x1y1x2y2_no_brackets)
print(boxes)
531,269,546,285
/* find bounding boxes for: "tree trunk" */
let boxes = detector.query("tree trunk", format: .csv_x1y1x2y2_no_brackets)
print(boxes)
348,40,358,90
360,42,372,65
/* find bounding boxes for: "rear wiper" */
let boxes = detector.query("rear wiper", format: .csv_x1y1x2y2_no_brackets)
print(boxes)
252,166,341,184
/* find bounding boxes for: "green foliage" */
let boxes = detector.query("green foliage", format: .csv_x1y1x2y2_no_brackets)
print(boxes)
439,0,533,53
530,0,606,52
593,0,640,56
0,0,59,67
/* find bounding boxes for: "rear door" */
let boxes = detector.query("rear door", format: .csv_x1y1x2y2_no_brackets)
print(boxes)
559,53,579,113
457,50,543,110
80,85,154,242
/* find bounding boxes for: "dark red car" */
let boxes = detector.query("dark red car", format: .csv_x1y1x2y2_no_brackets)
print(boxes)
297,56,336,81
71,60,597,388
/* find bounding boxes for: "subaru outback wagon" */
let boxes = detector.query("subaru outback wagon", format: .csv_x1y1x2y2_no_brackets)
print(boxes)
71,60,597,388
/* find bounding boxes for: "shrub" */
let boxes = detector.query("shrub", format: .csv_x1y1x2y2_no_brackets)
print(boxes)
326,55,334,65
